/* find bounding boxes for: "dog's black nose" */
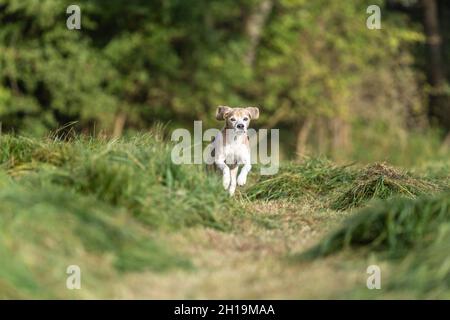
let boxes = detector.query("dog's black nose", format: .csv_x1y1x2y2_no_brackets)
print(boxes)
237,124,244,129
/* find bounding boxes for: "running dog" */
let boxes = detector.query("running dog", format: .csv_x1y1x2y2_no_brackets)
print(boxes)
208,106,259,196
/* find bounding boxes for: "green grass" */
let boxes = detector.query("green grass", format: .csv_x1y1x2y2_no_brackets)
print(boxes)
301,193,450,298
0,183,191,298
1,132,449,298
1,133,234,230
246,159,445,212
303,193,450,258
246,157,449,297
0,132,238,298
387,225,450,298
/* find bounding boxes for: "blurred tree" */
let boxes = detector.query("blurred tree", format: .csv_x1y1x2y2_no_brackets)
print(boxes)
0,0,447,160
0,0,118,135
421,0,450,130
252,0,424,157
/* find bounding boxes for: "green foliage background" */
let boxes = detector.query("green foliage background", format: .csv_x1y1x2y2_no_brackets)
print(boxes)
2,0,448,165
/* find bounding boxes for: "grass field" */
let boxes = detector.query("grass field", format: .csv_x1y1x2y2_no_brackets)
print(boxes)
0,132,449,299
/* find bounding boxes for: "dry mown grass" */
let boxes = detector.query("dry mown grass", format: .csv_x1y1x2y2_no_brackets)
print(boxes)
331,162,442,211
110,200,362,299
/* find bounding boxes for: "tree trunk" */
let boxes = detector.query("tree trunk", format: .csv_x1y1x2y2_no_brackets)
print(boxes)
316,118,328,155
296,118,313,158
245,0,273,66
112,111,127,138
421,0,450,130
331,118,351,158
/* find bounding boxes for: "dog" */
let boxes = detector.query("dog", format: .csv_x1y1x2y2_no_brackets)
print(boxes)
208,106,260,196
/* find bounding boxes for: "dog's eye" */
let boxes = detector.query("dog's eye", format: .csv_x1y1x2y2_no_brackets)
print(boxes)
230,118,236,122
243,117,249,121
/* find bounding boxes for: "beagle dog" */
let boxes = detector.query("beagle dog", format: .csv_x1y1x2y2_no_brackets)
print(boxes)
209,106,260,196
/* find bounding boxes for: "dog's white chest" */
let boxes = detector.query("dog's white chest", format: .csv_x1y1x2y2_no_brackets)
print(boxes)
224,140,249,165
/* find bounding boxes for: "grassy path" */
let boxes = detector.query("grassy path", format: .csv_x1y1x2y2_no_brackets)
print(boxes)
113,199,366,299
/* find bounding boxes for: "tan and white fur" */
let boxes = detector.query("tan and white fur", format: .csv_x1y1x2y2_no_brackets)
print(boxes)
209,106,260,196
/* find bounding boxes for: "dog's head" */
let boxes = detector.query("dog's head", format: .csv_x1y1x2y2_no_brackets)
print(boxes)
215,106,259,134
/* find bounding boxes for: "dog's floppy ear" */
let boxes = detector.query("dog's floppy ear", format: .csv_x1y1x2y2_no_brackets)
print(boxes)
216,106,232,120
246,107,260,120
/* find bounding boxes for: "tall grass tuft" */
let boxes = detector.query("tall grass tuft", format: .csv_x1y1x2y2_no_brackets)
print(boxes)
387,224,450,298
302,193,450,259
330,163,440,211
1,133,234,230
246,158,355,201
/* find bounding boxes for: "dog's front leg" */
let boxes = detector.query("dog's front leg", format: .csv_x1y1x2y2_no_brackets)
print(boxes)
215,158,231,190
237,157,251,186
228,165,239,196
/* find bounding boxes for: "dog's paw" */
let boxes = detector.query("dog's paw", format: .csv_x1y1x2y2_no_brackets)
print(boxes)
223,172,231,190
237,174,247,186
